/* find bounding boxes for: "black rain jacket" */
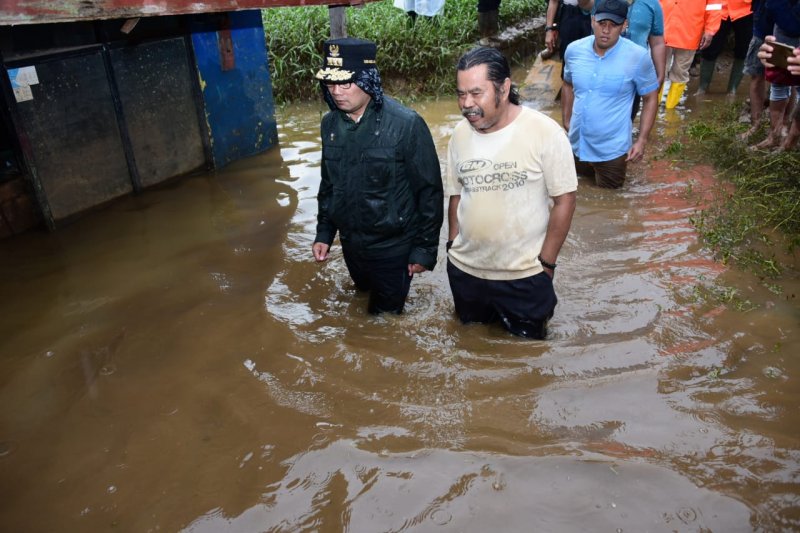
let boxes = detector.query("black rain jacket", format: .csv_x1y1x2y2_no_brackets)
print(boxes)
315,96,444,270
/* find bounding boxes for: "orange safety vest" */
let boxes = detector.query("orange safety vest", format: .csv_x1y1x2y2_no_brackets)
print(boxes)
723,0,752,21
660,0,724,50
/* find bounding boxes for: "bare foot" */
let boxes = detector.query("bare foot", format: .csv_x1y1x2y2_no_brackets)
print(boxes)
751,135,779,150
777,133,799,152
739,124,760,141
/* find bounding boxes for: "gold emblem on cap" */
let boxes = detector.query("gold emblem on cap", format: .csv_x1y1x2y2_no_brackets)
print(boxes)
315,67,353,81
329,44,340,57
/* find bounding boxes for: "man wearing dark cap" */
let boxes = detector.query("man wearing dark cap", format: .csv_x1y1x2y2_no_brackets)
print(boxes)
561,0,659,188
312,38,444,315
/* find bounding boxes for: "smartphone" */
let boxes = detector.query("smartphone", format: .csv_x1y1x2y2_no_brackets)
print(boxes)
770,41,796,70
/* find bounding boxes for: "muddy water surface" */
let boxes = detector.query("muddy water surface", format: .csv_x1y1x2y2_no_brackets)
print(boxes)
1,82,799,532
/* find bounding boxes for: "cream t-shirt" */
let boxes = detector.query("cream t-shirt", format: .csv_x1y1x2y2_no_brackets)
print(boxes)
445,106,577,280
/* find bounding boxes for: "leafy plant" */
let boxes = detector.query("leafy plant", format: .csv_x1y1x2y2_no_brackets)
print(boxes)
682,103,800,282
262,0,546,103
665,140,683,155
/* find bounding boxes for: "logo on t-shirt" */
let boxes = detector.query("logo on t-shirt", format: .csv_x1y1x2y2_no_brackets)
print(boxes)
458,159,491,173
457,159,528,193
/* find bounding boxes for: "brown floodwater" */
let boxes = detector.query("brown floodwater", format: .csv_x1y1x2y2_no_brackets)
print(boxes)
1,68,799,532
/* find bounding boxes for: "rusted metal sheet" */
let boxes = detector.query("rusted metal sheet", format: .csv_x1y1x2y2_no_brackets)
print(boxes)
0,0,371,26
110,38,207,188
10,49,134,222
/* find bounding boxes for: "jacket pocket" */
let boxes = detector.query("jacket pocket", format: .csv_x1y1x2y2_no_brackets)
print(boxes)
361,147,397,188
360,147,407,235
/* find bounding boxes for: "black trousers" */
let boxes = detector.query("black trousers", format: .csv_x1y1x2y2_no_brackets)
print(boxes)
477,0,501,13
701,15,753,62
558,4,592,77
343,247,412,314
447,260,557,339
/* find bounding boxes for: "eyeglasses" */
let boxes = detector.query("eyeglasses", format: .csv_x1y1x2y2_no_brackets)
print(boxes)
325,82,352,90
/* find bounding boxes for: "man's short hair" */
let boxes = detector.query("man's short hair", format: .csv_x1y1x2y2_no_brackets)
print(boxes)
456,47,520,105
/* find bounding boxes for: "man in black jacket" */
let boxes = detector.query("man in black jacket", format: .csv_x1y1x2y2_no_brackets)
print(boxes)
312,38,444,314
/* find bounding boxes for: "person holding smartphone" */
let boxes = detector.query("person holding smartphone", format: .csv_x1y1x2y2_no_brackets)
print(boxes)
758,35,800,151
750,1,800,149
760,38,797,69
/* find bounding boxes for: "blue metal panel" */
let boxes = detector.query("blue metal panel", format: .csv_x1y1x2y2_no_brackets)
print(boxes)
190,11,278,168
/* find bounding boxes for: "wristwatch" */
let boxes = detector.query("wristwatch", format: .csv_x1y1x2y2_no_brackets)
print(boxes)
545,25,558,31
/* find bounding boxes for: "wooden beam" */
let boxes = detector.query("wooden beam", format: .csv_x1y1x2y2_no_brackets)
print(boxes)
0,0,372,26
328,6,347,39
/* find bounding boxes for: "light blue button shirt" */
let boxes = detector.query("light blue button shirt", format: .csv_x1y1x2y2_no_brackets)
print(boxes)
564,35,659,162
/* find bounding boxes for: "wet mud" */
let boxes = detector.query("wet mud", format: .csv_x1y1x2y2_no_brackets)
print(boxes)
0,62,799,532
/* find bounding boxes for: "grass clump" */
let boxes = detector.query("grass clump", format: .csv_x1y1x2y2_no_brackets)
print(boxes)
689,280,758,312
262,7,331,102
683,104,800,281
262,0,546,103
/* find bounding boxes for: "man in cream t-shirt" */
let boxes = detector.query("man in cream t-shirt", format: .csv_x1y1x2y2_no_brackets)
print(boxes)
446,47,578,339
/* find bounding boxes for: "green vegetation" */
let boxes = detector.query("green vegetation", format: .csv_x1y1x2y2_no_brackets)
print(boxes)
262,0,546,103
689,278,758,312
681,104,800,283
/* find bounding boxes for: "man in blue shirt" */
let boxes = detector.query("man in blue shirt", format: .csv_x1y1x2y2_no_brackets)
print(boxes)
562,0,660,188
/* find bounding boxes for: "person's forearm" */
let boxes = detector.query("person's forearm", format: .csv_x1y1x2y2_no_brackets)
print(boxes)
408,121,444,259
649,37,667,85
315,170,336,244
447,195,460,241
539,191,576,262
409,182,444,268
561,82,574,130
637,91,658,142
417,185,444,248
545,0,559,25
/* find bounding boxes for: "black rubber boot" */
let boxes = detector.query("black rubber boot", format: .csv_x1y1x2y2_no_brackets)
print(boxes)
696,59,716,95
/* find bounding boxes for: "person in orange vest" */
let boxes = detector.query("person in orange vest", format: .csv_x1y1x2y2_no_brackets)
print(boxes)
695,0,753,95
659,0,723,108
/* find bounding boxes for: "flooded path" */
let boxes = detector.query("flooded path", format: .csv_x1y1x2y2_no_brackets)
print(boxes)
1,70,799,531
